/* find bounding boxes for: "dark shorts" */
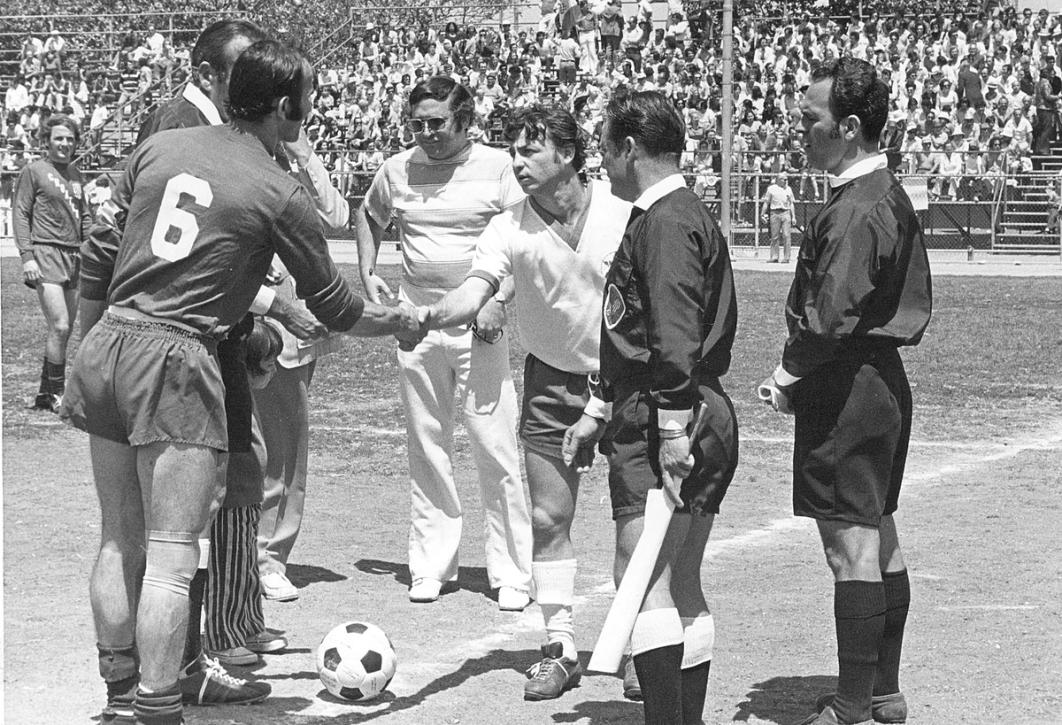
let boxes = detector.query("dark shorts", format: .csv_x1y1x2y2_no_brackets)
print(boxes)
33,243,80,288
519,354,591,459
601,381,738,520
62,313,227,450
791,347,911,526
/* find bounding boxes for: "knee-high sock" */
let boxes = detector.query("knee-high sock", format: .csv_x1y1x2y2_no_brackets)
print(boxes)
182,548,209,667
833,581,886,724
632,608,684,725
134,683,183,725
533,559,576,659
98,643,139,704
44,358,66,395
874,570,910,697
680,614,715,724
681,661,711,725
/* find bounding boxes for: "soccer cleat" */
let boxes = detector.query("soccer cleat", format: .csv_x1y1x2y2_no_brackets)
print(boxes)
621,655,642,701
245,628,288,654
795,704,872,725
497,586,531,611
100,682,137,724
204,645,260,667
408,577,442,603
32,392,61,412
259,571,299,602
178,654,270,706
814,692,908,724
524,642,583,701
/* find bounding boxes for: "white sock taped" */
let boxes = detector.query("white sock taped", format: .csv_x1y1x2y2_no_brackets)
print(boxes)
533,559,576,658
630,607,684,657
142,532,198,597
197,537,210,570
681,614,715,668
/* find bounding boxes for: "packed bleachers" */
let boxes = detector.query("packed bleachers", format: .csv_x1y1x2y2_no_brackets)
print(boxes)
3,0,1062,243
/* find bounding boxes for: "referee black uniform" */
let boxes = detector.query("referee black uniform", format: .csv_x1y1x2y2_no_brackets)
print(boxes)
779,159,931,525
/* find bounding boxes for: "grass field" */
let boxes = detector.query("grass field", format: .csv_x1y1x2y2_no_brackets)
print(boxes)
3,259,1061,724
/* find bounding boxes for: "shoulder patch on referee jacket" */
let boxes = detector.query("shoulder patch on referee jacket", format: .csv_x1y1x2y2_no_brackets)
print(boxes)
604,283,625,329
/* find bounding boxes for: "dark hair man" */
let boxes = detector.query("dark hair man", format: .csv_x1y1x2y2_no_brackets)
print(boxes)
758,57,932,725
65,40,421,725
356,76,534,611
405,104,631,700
596,89,739,723
12,114,91,412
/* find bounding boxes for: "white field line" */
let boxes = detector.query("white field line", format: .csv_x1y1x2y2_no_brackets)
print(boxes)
310,426,1053,451
293,420,1062,716
936,604,1040,611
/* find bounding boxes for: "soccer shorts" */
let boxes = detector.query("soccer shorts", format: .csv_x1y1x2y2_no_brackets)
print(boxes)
601,380,738,520
62,313,227,450
32,243,80,288
519,354,591,460
791,347,912,526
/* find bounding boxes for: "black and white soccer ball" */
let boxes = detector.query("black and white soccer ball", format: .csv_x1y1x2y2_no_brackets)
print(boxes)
316,621,397,701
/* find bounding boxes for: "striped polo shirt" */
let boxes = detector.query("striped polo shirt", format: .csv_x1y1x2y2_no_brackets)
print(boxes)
362,142,524,290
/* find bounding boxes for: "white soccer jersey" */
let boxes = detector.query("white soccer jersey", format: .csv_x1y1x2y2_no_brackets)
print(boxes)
363,143,524,289
469,180,631,373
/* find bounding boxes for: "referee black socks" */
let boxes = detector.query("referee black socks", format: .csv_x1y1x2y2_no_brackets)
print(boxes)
875,569,910,697
832,580,886,724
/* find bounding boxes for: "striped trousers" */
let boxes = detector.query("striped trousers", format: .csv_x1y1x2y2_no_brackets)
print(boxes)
205,504,265,651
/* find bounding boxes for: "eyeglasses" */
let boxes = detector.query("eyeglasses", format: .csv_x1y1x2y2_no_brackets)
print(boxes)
405,117,448,133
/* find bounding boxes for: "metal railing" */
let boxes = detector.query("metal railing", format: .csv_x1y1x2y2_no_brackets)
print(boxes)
6,167,1057,258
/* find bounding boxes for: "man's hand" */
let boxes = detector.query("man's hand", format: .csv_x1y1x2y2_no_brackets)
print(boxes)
396,303,430,350
362,273,394,304
757,374,794,414
22,259,41,289
268,296,327,341
561,414,607,472
473,297,506,341
280,126,313,167
658,436,693,508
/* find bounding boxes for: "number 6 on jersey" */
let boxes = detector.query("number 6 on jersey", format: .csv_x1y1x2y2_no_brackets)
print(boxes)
150,173,213,262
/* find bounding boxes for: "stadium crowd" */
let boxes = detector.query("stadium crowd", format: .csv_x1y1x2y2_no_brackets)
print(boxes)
2,0,1062,205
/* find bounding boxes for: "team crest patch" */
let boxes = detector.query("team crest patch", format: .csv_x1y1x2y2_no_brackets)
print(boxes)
70,182,82,198
604,283,625,329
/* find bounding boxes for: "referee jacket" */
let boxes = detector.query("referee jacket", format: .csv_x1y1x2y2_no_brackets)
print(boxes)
600,180,737,414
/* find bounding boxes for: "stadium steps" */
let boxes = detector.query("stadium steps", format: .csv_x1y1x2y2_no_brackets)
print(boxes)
994,148,1062,254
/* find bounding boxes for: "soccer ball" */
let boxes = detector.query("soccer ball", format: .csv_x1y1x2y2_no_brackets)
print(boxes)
316,621,397,702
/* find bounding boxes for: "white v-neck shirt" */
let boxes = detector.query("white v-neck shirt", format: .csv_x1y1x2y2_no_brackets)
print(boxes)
469,179,632,373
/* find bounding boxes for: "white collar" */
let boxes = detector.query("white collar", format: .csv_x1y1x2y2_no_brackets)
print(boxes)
827,153,888,188
182,84,223,127
633,173,686,210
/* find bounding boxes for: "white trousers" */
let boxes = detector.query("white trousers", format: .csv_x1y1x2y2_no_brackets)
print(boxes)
397,286,532,591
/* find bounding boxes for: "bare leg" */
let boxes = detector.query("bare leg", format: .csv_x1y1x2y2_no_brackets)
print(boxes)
135,442,220,691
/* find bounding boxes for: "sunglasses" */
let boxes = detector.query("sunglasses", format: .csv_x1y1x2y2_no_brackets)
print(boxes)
405,117,449,133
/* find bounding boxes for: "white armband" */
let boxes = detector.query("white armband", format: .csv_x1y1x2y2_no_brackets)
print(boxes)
583,395,612,422
772,363,802,387
250,286,276,316
657,407,691,432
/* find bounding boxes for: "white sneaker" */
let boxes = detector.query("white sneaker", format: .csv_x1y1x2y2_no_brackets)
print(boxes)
498,586,531,611
408,577,442,603
205,645,260,667
260,571,299,602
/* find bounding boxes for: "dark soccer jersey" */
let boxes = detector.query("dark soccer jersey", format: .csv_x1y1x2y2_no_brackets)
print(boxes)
81,125,363,336
782,167,932,379
12,158,91,259
136,95,210,146
600,187,738,412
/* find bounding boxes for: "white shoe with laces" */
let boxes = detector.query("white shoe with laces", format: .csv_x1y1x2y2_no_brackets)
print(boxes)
259,571,299,602
497,586,531,611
